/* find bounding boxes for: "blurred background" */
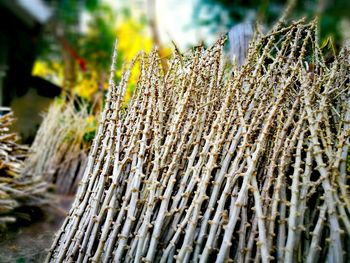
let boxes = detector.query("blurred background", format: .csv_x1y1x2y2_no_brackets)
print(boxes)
0,0,349,142
0,0,349,261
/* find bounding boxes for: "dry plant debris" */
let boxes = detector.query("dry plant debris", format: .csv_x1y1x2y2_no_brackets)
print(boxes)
0,111,48,228
47,20,350,263
23,99,91,195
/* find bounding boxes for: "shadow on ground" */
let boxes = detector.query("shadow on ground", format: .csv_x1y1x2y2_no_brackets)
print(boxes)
0,195,74,263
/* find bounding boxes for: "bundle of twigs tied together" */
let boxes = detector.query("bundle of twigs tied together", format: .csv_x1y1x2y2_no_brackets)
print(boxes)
23,99,91,195
47,19,350,263
0,111,48,227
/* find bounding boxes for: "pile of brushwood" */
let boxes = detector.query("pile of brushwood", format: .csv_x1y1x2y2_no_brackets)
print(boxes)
0,111,48,228
47,20,350,263
23,99,92,195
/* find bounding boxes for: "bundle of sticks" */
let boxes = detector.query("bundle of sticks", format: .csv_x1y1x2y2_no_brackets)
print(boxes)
47,20,350,262
23,99,91,195
0,111,48,227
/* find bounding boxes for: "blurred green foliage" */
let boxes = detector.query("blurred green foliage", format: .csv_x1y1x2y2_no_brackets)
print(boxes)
38,0,116,73
194,0,350,44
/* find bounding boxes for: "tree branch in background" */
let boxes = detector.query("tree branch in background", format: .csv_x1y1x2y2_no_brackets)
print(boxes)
147,0,168,73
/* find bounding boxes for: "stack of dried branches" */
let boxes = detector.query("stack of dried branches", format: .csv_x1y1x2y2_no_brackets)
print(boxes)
23,99,91,195
47,20,350,262
0,111,48,228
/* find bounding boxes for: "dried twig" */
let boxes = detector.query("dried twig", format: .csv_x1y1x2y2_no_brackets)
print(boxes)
47,21,350,263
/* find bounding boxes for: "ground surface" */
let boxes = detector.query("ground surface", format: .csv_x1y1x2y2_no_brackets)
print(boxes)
0,195,73,263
